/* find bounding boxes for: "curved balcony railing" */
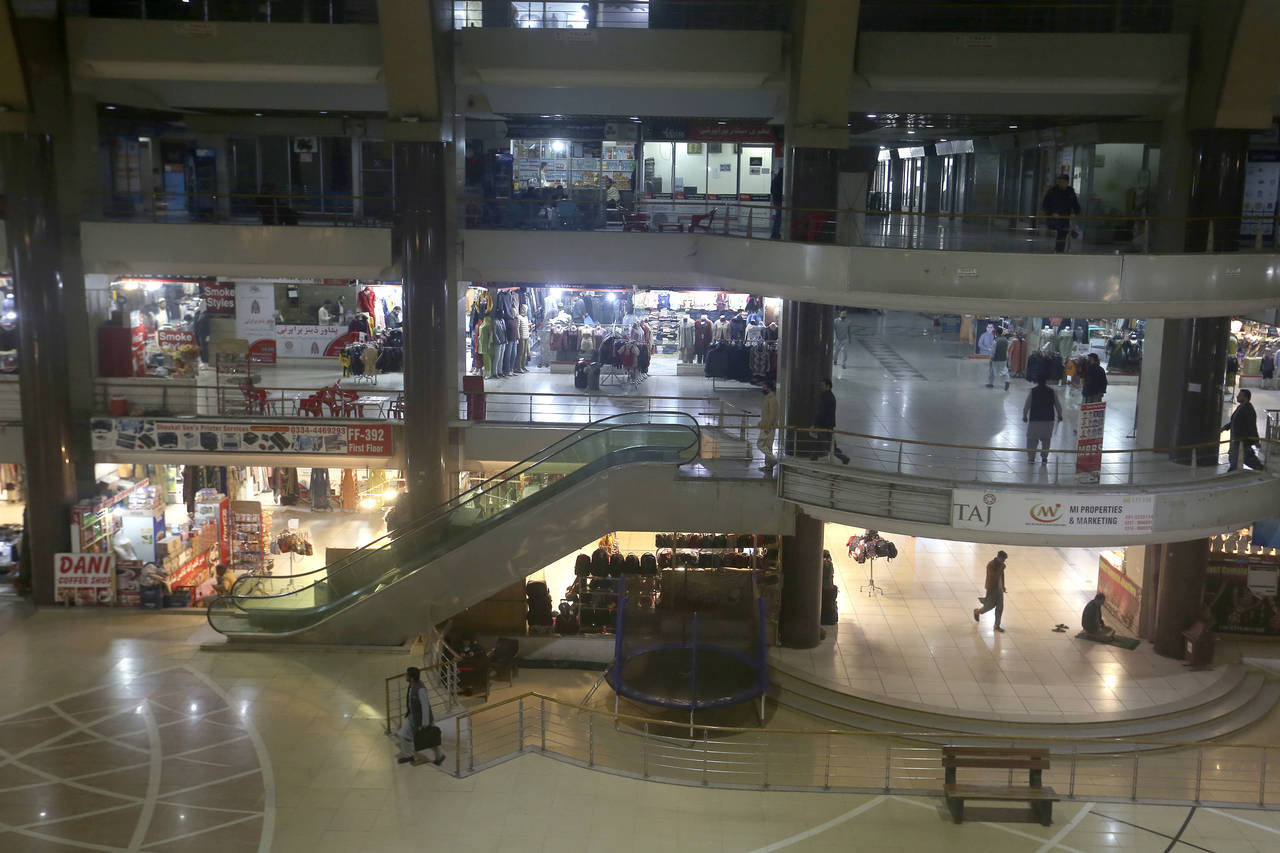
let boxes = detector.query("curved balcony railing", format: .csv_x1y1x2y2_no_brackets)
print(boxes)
207,411,701,637
772,426,1276,488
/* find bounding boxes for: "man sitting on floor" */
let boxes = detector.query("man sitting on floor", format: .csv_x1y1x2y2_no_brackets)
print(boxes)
1081,592,1115,640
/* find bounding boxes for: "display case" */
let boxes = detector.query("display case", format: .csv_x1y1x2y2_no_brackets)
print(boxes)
229,501,274,576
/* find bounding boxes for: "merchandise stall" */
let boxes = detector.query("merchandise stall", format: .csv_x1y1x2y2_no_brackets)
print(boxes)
97,277,209,378
0,277,17,374
1203,528,1280,637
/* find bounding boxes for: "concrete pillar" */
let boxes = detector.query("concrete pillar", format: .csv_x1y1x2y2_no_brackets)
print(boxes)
1137,544,1163,640
780,511,824,648
1151,539,1209,659
395,141,451,518
780,299,834,457
2,133,81,605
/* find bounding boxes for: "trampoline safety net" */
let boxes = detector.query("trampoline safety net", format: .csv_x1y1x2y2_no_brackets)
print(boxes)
607,571,768,711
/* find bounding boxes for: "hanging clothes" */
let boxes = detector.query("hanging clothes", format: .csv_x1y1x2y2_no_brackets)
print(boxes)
310,468,332,511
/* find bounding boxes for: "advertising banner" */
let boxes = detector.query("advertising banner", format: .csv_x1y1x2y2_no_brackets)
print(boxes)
156,329,197,352
1204,558,1280,636
274,325,360,358
235,281,276,364
202,280,236,316
1097,557,1140,629
1241,149,1279,237
90,418,394,457
1075,401,1106,483
55,553,116,605
952,488,1154,536
130,324,149,376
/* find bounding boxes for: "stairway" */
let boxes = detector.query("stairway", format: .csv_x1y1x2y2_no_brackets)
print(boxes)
768,663,1280,754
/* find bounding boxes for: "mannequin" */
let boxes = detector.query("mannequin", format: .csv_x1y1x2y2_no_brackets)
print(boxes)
678,316,695,363
357,284,377,325
729,311,747,342
478,314,496,378
492,312,508,377
517,304,531,373
694,314,713,363
745,318,763,343
713,314,730,343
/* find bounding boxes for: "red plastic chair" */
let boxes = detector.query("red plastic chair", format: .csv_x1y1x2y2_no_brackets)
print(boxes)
389,393,405,419
688,207,719,233
298,392,325,418
241,387,269,415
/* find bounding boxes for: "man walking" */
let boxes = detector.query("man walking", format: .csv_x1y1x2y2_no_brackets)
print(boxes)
814,378,850,464
1081,353,1108,403
1222,388,1264,471
1041,173,1081,253
973,550,1007,632
833,309,854,370
770,166,784,239
757,381,779,472
1022,378,1063,464
986,327,1010,390
396,666,445,766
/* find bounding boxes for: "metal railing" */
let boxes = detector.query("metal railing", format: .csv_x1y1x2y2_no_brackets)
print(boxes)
92,379,403,420
447,691,1280,809
383,659,461,735
72,0,378,23
858,0,1188,33
449,0,789,31
463,195,1280,254
459,390,733,426
91,191,393,228
777,426,1278,488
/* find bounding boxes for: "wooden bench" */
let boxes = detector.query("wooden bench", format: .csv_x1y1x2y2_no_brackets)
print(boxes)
942,745,1059,826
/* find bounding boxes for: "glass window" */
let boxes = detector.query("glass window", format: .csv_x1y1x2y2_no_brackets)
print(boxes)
228,138,259,217
738,146,774,195
322,138,354,212
706,142,738,197
643,142,674,195
453,1,482,28
259,136,290,198
361,140,394,222
513,2,590,29
673,142,707,196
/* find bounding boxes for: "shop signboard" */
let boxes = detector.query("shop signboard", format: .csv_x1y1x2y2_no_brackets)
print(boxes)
1241,149,1279,237
90,419,394,458
1204,558,1280,636
1075,401,1106,483
156,329,197,352
1097,557,1139,629
202,280,236,316
274,325,361,359
952,488,1154,536
54,553,115,605
235,281,276,364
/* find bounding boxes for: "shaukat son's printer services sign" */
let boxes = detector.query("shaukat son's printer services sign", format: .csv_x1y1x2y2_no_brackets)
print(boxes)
952,489,1154,536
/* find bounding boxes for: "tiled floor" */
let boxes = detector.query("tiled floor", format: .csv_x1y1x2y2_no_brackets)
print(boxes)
771,525,1229,719
2,604,1280,852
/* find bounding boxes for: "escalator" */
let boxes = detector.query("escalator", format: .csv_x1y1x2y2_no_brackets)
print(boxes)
207,412,701,645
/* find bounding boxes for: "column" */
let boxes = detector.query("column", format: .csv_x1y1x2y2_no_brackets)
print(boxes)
2,133,81,605
779,512,824,648
778,299,834,648
395,141,451,519
1151,539,1210,659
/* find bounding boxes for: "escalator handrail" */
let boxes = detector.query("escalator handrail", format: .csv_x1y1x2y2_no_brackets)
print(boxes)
209,412,700,620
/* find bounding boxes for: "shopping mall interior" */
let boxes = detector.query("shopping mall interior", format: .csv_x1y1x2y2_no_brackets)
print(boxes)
4,1,1280,851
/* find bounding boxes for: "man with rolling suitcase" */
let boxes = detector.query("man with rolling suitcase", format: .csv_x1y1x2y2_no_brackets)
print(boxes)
396,666,445,766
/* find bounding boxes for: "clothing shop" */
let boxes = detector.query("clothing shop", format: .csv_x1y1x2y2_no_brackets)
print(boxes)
1232,318,1280,387
450,529,781,643
0,462,25,594
0,277,17,374
959,316,1143,378
70,462,398,608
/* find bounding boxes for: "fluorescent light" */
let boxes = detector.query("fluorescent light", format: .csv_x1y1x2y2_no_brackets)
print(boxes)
906,130,915,135
105,105,116,110
1009,124,1019,129
866,113,878,118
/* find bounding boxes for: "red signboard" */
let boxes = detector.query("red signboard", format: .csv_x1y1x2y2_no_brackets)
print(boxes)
156,329,197,351
248,339,277,365
202,281,236,316
55,553,116,605
1075,401,1106,483
1097,556,1139,630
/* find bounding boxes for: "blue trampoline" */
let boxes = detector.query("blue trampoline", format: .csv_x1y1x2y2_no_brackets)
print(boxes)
606,573,768,726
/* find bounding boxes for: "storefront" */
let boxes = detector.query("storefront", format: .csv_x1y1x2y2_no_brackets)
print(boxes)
464,282,781,388
65,461,400,608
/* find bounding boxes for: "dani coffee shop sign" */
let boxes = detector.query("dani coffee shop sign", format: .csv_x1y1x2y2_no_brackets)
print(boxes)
91,419,394,457
952,488,1154,536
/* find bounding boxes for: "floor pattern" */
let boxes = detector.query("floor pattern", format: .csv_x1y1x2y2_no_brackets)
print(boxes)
852,330,929,381
0,667,273,853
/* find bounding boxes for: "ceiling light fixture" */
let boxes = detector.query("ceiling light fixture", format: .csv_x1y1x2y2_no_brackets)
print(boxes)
1009,124,1019,129
105,105,116,110
906,130,915,135
866,113,878,118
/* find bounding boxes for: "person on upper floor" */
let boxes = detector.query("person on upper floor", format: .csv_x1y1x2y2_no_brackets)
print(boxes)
813,378,850,465
987,328,1011,390
1041,173,1082,253
1022,378,1063,465
833,309,854,370
1223,388,1263,471
1082,353,1108,402
977,323,995,357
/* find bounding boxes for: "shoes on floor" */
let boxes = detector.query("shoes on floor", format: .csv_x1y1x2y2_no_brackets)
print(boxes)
972,608,980,623
1027,458,1036,464
1004,381,1010,390
433,755,446,766
994,626,1005,633
984,384,994,388
397,756,413,764
1041,457,1048,464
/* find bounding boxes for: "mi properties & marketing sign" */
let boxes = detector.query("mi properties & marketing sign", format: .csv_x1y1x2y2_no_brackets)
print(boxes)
952,488,1154,536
